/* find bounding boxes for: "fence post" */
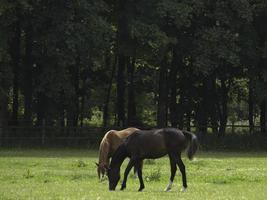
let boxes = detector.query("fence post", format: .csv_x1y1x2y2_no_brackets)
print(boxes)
0,124,2,147
231,123,235,134
42,119,46,146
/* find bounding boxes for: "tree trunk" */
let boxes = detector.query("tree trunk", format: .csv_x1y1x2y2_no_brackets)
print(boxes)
177,93,185,129
73,56,80,128
127,56,137,126
59,91,65,137
260,99,266,134
210,77,219,135
103,55,116,128
59,107,65,129
248,79,254,133
218,79,229,137
116,0,129,127
116,55,126,127
9,7,21,126
196,102,208,136
36,92,46,127
157,57,168,128
196,79,208,136
66,56,80,130
169,49,179,127
23,22,34,126
0,92,8,147
80,80,85,127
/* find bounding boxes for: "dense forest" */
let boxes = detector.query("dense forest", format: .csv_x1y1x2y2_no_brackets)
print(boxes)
0,0,267,145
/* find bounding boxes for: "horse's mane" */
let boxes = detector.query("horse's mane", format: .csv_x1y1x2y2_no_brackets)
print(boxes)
98,130,113,167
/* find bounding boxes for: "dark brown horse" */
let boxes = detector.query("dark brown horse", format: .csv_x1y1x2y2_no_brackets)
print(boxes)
107,128,198,191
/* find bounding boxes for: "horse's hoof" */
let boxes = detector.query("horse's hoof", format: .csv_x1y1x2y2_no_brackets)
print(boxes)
120,185,126,191
180,187,187,192
164,180,173,192
138,185,144,192
164,187,171,192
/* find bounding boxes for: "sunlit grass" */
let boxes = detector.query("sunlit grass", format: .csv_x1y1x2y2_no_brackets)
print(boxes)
0,149,266,200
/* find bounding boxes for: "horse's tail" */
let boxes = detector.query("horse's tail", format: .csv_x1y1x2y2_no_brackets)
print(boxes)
182,130,198,160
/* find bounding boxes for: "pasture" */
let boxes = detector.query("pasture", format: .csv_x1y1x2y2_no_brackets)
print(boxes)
0,149,266,200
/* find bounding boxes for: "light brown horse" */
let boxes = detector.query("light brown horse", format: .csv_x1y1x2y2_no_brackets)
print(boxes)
96,127,140,180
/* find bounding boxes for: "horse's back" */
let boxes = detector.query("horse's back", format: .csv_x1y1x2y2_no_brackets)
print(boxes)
124,129,166,158
115,127,139,139
105,127,139,155
162,128,187,150
125,128,185,144
124,128,188,158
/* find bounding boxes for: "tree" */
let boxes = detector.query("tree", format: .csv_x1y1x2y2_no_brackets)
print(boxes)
252,0,267,134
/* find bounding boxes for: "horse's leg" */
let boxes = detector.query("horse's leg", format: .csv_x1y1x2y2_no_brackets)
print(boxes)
140,160,143,171
135,159,145,191
133,159,144,178
165,154,177,192
121,158,136,190
133,166,138,178
176,155,187,192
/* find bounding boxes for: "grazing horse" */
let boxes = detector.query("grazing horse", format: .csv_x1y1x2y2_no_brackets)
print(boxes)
107,128,198,192
96,127,140,180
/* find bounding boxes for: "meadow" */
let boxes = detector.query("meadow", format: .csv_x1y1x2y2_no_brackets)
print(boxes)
0,149,266,200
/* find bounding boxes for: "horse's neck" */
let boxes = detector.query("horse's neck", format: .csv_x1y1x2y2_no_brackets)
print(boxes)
99,139,110,166
110,145,127,169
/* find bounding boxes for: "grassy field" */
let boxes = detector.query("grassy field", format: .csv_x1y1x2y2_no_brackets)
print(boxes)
0,149,267,200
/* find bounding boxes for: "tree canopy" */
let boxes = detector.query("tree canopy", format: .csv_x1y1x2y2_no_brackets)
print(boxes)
0,0,267,141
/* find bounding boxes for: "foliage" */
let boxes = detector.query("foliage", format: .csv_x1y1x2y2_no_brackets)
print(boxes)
0,0,267,139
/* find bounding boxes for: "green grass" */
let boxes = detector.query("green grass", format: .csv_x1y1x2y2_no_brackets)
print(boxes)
0,149,267,200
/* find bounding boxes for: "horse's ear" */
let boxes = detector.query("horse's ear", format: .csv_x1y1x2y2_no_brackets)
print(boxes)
95,162,99,167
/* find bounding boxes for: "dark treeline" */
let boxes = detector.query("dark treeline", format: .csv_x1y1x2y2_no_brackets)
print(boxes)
0,0,267,142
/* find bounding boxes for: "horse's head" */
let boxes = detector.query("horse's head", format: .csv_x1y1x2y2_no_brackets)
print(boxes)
107,165,120,191
95,162,108,180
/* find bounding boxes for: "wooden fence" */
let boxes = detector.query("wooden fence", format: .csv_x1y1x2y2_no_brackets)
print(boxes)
0,125,266,149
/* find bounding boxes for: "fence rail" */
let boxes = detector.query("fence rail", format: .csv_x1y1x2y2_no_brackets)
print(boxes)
0,125,266,149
